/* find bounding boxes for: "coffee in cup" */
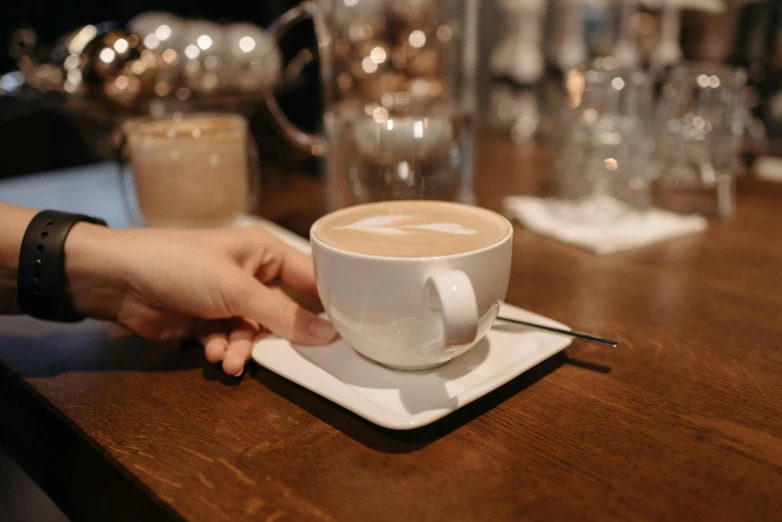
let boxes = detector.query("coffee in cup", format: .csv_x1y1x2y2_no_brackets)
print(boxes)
313,200,508,258
311,200,513,370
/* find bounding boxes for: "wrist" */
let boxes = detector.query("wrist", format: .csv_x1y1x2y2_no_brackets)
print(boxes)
64,223,129,320
0,204,37,314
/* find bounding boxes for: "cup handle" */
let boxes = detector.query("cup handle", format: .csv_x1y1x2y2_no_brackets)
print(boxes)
424,271,479,360
264,1,329,157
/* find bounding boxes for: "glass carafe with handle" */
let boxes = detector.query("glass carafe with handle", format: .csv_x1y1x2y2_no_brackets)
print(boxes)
264,0,479,210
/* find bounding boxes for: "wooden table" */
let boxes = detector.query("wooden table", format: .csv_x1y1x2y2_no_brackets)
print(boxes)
1,138,781,522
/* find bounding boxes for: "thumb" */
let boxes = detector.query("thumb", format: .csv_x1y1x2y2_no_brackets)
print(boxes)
225,272,337,345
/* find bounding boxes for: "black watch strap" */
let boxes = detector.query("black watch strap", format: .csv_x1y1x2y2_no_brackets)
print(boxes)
17,210,108,322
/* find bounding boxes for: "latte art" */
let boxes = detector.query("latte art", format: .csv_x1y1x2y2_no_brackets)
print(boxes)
313,201,509,257
336,215,479,236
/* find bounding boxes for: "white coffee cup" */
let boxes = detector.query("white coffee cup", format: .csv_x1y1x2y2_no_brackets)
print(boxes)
311,207,513,370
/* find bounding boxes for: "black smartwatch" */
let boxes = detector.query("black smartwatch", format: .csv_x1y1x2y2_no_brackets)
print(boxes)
17,210,108,322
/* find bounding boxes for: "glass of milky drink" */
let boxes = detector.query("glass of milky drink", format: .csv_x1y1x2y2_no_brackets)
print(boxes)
311,200,513,370
120,113,259,228
262,0,479,210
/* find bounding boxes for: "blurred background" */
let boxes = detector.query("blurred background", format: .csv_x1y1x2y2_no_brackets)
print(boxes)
1,0,780,178
0,0,317,178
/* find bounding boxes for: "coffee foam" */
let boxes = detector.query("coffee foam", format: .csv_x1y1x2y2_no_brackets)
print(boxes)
314,201,509,257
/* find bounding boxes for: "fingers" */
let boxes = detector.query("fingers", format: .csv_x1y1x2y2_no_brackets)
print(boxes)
198,319,266,376
227,273,337,346
198,320,228,364
240,230,318,295
267,282,324,316
276,246,318,295
221,318,261,377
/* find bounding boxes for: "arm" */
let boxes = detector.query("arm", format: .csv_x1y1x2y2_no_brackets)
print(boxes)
0,202,336,375
0,203,37,314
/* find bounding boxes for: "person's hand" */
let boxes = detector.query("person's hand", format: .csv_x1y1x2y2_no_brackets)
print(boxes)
64,224,337,376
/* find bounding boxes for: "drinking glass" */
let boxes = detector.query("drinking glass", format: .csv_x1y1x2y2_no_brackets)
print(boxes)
119,113,260,228
654,63,746,218
265,0,479,210
551,66,654,222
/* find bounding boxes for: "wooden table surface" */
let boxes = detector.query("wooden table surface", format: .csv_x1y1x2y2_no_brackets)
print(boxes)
1,138,781,522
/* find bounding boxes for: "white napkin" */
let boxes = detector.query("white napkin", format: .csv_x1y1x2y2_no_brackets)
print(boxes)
503,196,708,255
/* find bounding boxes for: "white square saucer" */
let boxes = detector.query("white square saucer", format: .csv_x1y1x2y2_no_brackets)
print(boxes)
252,304,571,430
242,215,572,430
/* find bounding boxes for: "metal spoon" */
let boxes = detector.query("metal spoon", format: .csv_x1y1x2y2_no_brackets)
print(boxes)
496,316,620,348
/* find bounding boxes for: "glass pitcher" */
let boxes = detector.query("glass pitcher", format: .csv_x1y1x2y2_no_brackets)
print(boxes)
265,0,479,209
